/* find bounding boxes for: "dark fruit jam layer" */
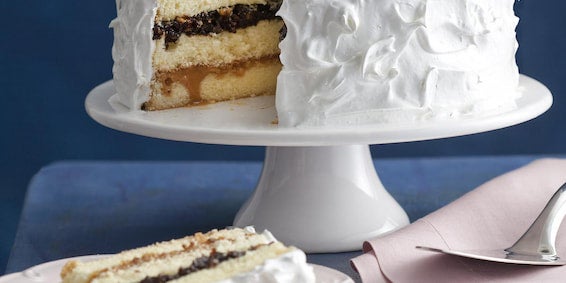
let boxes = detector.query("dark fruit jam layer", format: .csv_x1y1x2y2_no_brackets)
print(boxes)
139,250,246,283
153,1,282,49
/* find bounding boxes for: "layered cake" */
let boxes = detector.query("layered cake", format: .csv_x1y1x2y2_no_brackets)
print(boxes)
276,0,522,126
110,0,283,110
60,227,315,283
110,0,522,127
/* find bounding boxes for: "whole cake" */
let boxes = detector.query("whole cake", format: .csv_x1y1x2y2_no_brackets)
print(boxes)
276,0,521,126
110,0,283,110
60,227,315,283
109,0,521,127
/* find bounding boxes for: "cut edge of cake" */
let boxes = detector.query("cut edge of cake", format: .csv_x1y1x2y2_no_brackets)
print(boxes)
110,0,284,111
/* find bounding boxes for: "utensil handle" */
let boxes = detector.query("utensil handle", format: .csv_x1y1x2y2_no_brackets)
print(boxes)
506,183,566,258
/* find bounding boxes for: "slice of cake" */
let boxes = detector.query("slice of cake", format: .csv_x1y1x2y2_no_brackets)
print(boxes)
110,0,283,111
60,227,315,283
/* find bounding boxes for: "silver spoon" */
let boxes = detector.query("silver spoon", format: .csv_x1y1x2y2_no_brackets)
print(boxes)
416,182,566,265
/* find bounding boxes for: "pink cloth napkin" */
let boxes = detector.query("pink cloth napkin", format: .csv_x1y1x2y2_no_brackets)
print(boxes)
351,158,566,283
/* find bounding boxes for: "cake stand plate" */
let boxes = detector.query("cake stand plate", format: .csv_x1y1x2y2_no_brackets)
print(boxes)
86,75,552,252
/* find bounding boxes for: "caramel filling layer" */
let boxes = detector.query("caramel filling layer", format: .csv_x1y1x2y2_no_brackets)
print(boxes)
149,55,280,108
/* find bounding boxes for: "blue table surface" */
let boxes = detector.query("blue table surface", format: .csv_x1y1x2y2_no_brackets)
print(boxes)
6,155,560,281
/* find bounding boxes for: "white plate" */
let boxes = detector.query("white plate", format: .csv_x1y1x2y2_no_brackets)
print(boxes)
1,255,354,283
85,75,552,146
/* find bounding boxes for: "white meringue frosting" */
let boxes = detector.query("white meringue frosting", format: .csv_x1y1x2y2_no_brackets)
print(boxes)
216,249,316,283
276,0,521,127
218,226,315,283
109,0,157,111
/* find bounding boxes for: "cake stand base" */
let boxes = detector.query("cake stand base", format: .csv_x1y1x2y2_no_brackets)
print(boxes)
234,145,409,253
85,75,552,253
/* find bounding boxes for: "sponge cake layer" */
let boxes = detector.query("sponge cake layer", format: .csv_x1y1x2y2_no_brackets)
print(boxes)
153,19,283,70
156,0,271,20
145,56,281,110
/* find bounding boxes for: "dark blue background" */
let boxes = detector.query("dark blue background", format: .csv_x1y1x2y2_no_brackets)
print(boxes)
1,0,564,274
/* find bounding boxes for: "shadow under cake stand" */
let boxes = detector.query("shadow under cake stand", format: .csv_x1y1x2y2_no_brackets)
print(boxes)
85,75,552,253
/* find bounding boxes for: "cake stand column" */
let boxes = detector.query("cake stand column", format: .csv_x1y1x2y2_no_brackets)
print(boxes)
234,145,409,253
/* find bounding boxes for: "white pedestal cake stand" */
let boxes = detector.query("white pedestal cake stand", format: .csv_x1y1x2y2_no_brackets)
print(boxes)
85,75,552,253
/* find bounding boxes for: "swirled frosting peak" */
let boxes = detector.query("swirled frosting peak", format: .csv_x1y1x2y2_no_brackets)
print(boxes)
276,0,521,127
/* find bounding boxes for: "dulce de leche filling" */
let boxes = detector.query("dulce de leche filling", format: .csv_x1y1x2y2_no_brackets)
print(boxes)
147,55,280,109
